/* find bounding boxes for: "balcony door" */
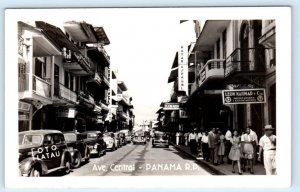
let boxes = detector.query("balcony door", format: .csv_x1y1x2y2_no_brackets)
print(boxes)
240,23,249,72
54,64,60,97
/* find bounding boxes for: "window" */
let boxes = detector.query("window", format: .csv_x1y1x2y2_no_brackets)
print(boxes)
222,29,227,59
64,71,69,88
35,57,46,79
70,74,74,91
216,39,220,59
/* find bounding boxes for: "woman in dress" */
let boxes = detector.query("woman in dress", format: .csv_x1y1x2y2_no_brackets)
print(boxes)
218,130,226,164
228,130,242,175
241,127,255,174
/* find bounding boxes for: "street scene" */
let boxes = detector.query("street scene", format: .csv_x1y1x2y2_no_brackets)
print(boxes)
17,18,276,177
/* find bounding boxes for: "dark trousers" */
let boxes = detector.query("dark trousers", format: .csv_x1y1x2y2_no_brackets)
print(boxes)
210,147,215,163
202,143,209,160
190,139,197,154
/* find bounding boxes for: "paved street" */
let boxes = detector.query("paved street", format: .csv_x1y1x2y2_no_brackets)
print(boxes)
65,141,211,176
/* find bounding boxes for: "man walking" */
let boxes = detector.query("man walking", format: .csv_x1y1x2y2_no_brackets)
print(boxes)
225,128,232,164
189,129,198,155
208,128,216,165
258,125,277,175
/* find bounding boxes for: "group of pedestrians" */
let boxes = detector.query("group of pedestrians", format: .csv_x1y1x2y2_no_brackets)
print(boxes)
175,124,277,175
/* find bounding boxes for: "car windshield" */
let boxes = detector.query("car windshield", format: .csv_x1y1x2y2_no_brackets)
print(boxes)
155,133,168,140
19,134,43,146
64,133,76,142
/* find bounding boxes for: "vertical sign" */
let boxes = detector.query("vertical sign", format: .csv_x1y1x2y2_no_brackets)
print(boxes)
178,44,189,95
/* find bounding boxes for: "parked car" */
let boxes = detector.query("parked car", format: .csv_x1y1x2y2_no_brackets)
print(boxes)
152,131,169,148
103,132,116,151
63,132,90,168
132,131,146,145
119,129,132,143
19,130,72,177
114,132,122,148
119,132,126,145
82,131,106,157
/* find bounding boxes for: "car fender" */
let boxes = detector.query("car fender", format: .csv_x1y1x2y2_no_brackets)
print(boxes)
60,150,71,167
20,157,48,176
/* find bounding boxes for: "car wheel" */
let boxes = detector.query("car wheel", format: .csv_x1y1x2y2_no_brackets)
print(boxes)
98,148,102,157
65,159,71,174
85,150,90,162
152,145,155,148
30,167,41,177
166,145,169,148
71,153,81,168
103,149,106,155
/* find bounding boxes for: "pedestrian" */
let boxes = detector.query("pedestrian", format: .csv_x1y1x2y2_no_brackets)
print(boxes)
249,126,258,165
225,128,232,164
258,125,276,175
201,131,209,161
208,127,216,164
228,130,242,175
241,127,255,174
189,129,198,155
197,130,203,156
218,130,226,164
176,131,180,145
184,132,189,146
214,128,221,165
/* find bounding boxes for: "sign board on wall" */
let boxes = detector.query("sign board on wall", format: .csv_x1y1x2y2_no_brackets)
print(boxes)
222,89,266,104
178,44,189,95
163,103,180,110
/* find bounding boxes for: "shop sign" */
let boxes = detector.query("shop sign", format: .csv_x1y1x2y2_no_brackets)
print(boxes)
163,103,180,110
222,88,266,104
178,44,189,95
19,101,31,112
56,108,76,118
19,114,29,121
179,109,188,118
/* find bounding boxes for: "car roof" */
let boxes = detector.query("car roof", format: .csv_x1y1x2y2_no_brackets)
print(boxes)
19,130,63,135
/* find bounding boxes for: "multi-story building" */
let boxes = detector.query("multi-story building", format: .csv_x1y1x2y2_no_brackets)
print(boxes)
18,21,117,133
185,20,276,137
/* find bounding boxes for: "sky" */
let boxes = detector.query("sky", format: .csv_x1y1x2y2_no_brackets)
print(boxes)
35,10,196,124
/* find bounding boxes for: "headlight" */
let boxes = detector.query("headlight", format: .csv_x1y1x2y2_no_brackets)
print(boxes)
94,144,98,149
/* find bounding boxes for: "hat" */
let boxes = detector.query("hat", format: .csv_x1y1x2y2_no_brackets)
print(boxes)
264,125,275,130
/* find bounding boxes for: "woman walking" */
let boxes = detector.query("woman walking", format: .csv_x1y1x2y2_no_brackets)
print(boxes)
218,130,226,164
228,130,242,175
241,127,255,174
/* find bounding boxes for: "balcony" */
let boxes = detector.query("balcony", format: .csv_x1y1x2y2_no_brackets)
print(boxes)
77,91,95,109
115,94,130,106
87,44,110,66
259,20,275,48
101,73,110,88
19,73,52,104
54,82,77,103
197,59,225,88
224,48,266,81
63,49,93,76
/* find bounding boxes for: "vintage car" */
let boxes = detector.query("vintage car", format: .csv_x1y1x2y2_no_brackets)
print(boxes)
132,131,146,145
152,131,169,148
114,132,122,148
103,132,116,151
119,132,126,146
19,130,72,177
63,132,90,168
119,129,132,143
82,131,106,157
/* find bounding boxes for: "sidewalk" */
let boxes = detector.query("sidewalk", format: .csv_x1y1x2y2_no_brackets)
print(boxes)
171,142,266,175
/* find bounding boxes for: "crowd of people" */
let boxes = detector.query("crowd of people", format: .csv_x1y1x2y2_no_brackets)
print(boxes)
175,124,276,175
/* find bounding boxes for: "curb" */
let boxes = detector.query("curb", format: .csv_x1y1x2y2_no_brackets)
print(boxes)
171,142,226,175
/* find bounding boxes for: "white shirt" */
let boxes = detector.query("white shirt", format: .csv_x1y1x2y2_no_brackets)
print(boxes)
225,130,232,140
259,135,276,151
201,135,208,143
241,133,256,142
189,133,198,142
197,132,203,138
250,129,258,145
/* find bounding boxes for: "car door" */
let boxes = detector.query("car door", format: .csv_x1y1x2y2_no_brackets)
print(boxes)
51,133,66,168
41,134,56,170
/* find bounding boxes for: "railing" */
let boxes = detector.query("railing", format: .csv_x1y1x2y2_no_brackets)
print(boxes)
18,34,24,56
97,45,110,62
101,73,110,86
78,91,95,105
54,82,77,103
63,48,92,73
224,48,266,78
19,73,51,98
197,59,225,85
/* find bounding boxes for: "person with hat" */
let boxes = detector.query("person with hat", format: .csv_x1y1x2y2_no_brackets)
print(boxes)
258,125,277,175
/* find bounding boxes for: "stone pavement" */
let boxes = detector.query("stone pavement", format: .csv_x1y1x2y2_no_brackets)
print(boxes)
171,142,266,175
